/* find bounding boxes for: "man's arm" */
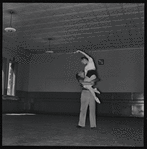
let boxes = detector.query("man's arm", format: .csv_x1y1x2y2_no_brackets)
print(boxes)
84,75,96,82
80,80,94,86
78,79,93,85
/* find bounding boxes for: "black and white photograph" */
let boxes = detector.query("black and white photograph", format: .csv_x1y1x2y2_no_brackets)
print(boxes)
2,3,144,146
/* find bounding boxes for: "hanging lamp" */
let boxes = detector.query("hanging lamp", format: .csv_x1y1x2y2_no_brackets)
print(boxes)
5,10,16,32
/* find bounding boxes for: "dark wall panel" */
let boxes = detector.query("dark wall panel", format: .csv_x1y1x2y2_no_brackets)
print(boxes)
2,100,24,113
2,92,144,117
112,103,132,116
97,103,113,116
33,101,80,115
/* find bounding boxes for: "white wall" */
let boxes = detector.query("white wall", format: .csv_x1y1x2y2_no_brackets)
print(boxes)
28,48,144,92
28,53,84,92
16,64,30,91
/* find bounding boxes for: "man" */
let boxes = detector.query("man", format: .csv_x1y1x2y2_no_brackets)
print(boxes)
76,71,98,129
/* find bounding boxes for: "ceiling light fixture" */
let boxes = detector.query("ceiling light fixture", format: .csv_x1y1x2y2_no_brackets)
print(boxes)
5,10,16,33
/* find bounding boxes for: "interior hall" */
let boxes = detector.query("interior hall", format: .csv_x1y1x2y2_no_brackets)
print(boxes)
2,3,144,146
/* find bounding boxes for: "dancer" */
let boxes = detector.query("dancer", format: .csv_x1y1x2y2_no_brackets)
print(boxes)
74,50,101,103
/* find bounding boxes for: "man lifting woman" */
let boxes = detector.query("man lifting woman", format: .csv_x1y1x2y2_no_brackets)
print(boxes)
75,50,101,104
75,50,101,129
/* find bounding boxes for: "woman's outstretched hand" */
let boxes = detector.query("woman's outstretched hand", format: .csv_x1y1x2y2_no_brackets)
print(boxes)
74,50,81,54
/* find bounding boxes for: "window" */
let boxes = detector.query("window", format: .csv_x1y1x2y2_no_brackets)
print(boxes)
2,62,4,95
2,70,4,95
7,60,16,96
2,57,7,95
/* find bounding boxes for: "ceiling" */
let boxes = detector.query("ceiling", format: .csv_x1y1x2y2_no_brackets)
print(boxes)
3,3,144,54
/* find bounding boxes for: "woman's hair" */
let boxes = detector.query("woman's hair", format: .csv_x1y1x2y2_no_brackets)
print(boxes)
81,56,88,61
76,73,84,81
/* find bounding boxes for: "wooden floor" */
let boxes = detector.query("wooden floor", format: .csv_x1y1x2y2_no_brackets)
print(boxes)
2,114,144,146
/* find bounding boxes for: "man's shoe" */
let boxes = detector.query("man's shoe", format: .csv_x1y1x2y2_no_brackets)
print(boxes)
90,127,96,129
76,125,84,128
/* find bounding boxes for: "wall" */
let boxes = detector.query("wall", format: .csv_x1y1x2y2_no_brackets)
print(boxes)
2,47,144,117
23,48,144,117
95,48,144,92
28,48,144,92
16,64,30,92
28,53,84,92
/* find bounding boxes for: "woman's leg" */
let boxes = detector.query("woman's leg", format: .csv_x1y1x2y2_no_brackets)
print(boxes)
93,88,100,94
85,86,101,104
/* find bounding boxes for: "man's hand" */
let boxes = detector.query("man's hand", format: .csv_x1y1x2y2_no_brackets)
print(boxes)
81,81,94,86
